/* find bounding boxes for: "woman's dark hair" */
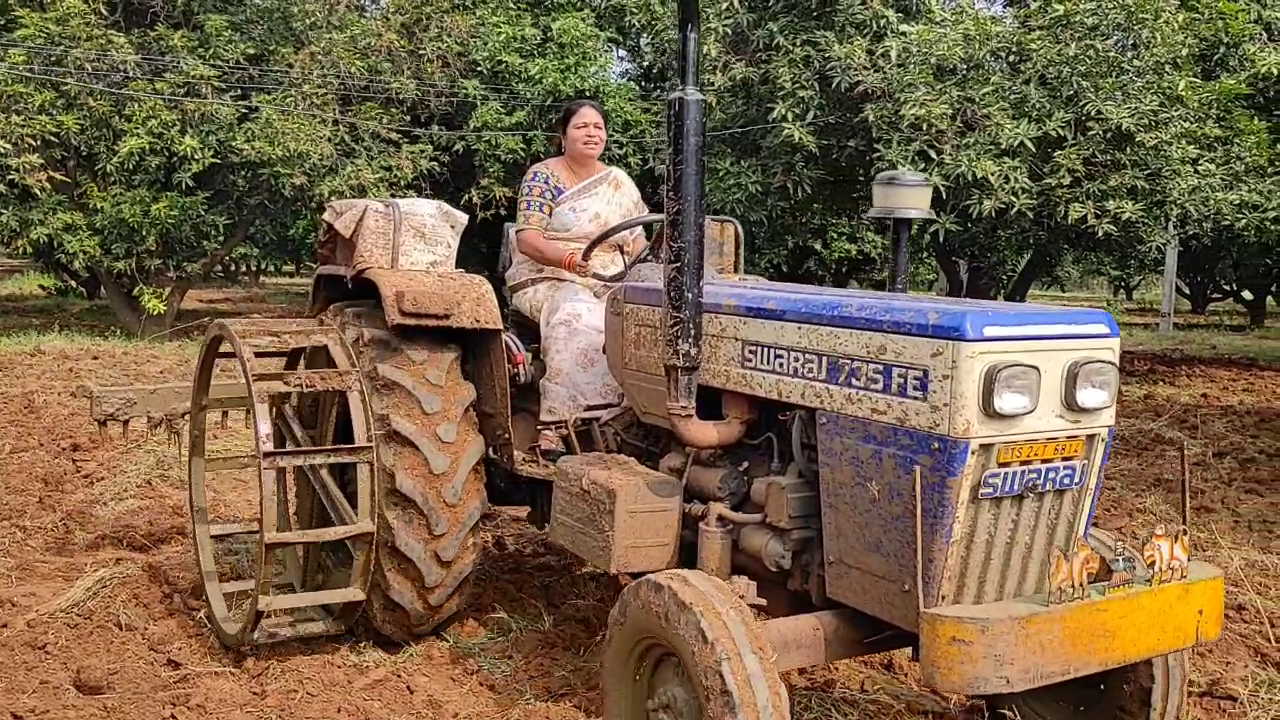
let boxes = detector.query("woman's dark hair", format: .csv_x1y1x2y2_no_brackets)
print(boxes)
553,99,607,150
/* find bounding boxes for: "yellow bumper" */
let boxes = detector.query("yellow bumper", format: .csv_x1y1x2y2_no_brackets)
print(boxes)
918,560,1225,695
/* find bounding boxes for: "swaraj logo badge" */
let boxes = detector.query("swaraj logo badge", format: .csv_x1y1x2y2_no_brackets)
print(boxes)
1047,538,1101,604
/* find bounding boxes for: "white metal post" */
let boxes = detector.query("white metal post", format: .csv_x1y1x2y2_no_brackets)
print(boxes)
1159,222,1178,333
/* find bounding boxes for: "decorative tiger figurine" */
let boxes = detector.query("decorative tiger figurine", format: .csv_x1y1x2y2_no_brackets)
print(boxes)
1143,524,1190,584
1049,537,1101,604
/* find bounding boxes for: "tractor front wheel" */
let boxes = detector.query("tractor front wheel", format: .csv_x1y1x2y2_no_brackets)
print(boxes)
602,569,790,720
985,652,1188,720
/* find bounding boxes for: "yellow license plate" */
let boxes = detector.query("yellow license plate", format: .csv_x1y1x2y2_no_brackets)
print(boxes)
997,438,1086,464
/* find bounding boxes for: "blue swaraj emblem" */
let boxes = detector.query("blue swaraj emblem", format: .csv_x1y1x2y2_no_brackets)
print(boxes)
739,341,929,402
978,461,1089,500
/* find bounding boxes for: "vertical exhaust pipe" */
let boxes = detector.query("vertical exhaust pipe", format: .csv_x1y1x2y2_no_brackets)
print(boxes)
664,0,707,419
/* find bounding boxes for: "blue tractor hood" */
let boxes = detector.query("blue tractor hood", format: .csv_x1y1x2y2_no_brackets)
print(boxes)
622,279,1120,343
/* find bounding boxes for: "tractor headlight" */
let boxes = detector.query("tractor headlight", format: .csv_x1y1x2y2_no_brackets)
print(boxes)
981,362,1040,417
1065,359,1119,411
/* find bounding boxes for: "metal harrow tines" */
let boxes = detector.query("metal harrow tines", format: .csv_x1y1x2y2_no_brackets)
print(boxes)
189,318,376,647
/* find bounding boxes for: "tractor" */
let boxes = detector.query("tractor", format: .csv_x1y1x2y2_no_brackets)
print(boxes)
81,1,1224,718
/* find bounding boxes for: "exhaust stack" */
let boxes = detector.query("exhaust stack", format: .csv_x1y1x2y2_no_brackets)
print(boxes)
664,0,707,418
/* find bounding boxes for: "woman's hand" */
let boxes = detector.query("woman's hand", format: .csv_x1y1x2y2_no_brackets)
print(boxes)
516,229,582,272
561,251,591,277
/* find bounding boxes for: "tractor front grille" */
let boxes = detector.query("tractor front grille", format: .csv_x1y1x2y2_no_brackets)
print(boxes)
942,434,1103,606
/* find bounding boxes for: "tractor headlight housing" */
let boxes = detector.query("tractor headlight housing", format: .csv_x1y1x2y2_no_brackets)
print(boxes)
1064,359,1119,412
981,362,1040,417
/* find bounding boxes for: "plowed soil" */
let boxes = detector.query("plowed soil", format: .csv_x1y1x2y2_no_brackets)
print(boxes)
0,289,1275,720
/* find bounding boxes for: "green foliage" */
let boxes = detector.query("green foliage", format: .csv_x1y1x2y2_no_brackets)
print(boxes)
0,0,661,333
0,0,1275,332
604,0,1277,306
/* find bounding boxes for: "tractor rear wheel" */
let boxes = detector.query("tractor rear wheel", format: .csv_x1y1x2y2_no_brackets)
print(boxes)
321,301,487,643
602,569,790,720
985,527,1189,720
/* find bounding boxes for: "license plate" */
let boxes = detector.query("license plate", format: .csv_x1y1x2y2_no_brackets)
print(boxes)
996,438,1085,465
978,460,1089,500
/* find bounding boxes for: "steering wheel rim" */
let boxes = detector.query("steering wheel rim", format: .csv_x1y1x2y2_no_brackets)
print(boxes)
580,213,667,283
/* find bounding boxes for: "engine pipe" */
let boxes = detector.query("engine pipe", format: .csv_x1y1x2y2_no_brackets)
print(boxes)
663,0,707,417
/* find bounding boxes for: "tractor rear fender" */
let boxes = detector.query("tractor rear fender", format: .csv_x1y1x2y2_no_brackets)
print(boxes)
308,265,515,467
309,265,504,331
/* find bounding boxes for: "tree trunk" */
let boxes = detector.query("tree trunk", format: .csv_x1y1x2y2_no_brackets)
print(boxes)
78,273,102,301
936,252,965,298
97,271,149,336
96,272,191,338
1176,277,1228,315
1238,283,1272,330
1003,249,1051,303
963,262,1001,300
93,215,254,337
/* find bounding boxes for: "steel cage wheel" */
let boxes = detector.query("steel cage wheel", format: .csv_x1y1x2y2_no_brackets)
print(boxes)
602,569,790,720
187,318,378,647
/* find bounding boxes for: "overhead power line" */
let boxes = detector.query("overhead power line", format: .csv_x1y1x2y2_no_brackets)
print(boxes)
0,63,841,144
0,39,547,98
0,62,577,108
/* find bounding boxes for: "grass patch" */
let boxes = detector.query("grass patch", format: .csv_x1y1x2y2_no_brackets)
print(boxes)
0,269,56,296
0,326,149,351
0,272,311,342
0,271,131,341
1027,288,1278,364
1121,326,1280,364
438,604,555,680
343,640,426,669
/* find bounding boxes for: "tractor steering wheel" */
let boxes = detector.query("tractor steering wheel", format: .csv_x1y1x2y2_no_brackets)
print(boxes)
579,213,667,284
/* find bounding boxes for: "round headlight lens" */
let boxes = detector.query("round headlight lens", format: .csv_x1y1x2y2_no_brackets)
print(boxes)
1067,359,1119,411
983,363,1041,417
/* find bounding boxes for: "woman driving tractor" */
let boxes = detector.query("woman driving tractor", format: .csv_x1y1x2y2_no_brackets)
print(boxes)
503,99,651,459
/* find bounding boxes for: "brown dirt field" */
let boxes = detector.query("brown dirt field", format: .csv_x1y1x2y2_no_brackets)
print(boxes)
0,288,1275,720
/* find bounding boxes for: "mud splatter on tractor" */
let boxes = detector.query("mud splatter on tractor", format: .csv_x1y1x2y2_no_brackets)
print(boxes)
83,1,1224,717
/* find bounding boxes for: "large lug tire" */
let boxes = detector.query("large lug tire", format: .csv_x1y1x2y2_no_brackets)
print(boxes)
322,301,487,643
602,569,791,720
986,527,1190,720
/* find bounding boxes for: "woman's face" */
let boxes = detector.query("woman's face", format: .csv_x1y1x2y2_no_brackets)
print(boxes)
562,106,607,161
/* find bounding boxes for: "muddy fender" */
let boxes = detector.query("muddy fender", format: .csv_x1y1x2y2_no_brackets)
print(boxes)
361,269,504,330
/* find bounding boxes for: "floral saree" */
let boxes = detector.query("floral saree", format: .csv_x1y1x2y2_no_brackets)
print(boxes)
504,161,650,424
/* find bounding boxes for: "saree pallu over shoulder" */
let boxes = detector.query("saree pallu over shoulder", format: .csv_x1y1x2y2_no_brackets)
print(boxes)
504,165,649,294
